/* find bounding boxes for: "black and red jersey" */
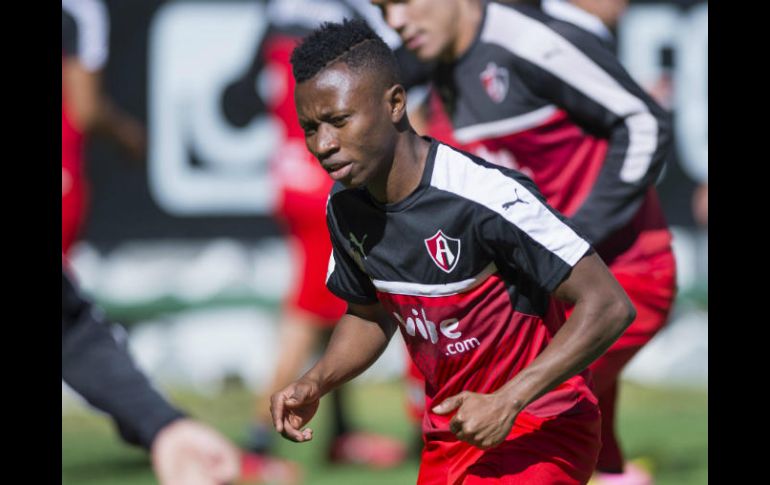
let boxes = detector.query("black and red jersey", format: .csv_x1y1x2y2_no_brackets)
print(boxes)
408,1,674,267
326,139,597,439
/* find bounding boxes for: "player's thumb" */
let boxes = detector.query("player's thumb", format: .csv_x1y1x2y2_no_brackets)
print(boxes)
432,394,464,415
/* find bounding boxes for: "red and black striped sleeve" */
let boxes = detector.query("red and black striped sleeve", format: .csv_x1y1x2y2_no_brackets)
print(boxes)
486,4,673,245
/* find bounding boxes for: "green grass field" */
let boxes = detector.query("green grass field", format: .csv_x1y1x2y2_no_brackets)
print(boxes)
62,380,707,485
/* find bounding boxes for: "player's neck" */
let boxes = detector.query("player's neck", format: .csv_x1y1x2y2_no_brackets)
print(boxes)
368,132,431,205
442,0,484,62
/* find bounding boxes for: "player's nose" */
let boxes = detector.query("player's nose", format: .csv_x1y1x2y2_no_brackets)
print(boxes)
315,124,340,161
384,4,409,33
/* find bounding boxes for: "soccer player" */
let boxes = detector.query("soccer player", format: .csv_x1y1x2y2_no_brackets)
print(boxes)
62,0,146,254
270,19,636,484
62,266,239,485
372,1,677,482
220,0,407,472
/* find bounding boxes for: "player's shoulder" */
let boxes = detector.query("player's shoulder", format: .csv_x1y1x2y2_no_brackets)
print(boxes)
430,141,540,198
328,183,370,214
484,1,609,57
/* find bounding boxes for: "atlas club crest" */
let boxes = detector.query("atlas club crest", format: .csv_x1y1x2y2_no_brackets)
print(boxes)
480,62,509,103
424,230,461,273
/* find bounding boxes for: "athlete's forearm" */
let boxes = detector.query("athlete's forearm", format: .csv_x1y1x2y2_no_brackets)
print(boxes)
493,253,634,411
302,310,395,396
62,302,184,449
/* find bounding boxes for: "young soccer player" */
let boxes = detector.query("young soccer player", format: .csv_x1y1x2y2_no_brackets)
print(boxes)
373,1,677,481
270,19,636,484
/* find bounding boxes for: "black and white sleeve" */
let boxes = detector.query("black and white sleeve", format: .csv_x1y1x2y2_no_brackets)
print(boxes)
62,269,185,450
485,5,673,245
324,198,379,306
475,169,592,292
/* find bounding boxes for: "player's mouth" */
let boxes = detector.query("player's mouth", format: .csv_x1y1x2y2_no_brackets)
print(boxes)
405,33,425,51
324,161,353,181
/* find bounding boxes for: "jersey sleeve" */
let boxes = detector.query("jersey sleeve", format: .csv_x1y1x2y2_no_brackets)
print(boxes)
325,196,379,305
487,5,673,245
476,169,592,292
62,269,185,450
61,0,109,71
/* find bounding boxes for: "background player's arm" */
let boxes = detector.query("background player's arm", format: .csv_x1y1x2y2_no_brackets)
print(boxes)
515,25,673,245
62,0,146,160
434,252,634,449
62,59,147,160
270,302,396,442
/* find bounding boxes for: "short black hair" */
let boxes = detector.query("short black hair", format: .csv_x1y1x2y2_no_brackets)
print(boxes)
291,18,401,88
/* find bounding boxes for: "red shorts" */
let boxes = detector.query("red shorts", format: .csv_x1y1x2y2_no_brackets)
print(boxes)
417,408,601,485
406,354,427,423
277,187,346,324
588,249,677,394
586,249,676,470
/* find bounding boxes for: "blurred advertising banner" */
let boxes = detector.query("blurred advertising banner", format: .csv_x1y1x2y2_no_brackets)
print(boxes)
84,0,283,247
83,0,707,247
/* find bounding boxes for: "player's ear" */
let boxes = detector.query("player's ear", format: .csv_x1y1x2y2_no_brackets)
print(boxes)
385,84,407,124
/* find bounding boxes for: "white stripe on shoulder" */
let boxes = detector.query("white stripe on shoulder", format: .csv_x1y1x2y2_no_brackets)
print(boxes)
371,263,498,297
325,249,336,285
430,144,589,266
63,0,109,71
482,3,657,183
454,105,558,144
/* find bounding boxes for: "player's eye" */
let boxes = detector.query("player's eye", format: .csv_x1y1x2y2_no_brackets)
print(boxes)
300,122,317,136
330,115,349,128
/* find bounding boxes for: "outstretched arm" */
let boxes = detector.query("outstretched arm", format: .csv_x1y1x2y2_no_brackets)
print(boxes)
62,269,239,484
270,302,396,442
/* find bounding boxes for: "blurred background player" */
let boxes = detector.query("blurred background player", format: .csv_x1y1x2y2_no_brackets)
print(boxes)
62,0,146,255
62,265,240,485
220,0,407,475
373,0,677,483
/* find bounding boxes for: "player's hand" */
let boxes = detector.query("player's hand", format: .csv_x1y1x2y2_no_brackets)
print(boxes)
270,378,322,443
432,391,518,449
150,418,240,485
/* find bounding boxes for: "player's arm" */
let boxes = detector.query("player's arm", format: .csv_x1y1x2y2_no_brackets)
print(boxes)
513,20,673,245
480,250,633,416
434,250,633,449
301,302,397,395
270,302,396,443
432,170,634,448
271,194,396,442
62,269,186,449
62,59,146,160
62,0,146,160
62,269,240,484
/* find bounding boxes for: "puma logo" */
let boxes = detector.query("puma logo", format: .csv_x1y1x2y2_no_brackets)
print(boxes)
502,188,529,210
349,232,368,260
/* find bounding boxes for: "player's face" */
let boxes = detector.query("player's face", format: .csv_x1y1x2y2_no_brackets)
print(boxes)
372,0,462,62
295,63,399,190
